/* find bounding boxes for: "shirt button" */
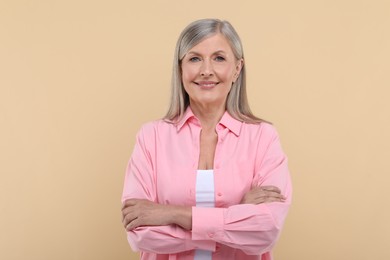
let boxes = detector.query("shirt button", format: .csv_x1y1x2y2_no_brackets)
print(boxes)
208,232,214,238
217,192,222,197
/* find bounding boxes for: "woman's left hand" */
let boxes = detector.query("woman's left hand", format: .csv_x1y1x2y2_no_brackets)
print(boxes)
122,199,172,231
240,185,286,205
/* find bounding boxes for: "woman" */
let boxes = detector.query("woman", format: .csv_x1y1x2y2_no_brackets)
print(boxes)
122,19,292,260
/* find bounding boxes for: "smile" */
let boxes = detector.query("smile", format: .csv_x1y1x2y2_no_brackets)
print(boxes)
195,81,219,88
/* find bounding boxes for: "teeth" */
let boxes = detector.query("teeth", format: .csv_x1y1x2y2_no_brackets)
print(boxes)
199,83,216,87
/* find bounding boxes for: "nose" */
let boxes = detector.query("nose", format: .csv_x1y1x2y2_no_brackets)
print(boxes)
200,59,213,76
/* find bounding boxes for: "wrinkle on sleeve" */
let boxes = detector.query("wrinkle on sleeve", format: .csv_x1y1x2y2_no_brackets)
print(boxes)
122,123,216,253
192,123,292,255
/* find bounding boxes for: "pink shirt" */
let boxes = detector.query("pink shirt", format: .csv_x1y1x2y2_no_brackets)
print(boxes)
122,108,292,260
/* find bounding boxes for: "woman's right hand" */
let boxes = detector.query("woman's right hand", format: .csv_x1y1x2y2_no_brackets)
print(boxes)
240,185,286,204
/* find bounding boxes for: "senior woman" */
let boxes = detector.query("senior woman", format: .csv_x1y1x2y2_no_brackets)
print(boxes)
121,19,292,260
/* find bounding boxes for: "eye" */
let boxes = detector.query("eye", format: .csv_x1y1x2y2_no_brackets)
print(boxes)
189,57,201,62
215,56,226,62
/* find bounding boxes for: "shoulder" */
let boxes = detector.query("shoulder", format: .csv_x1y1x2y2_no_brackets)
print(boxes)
260,122,280,139
136,119,176,138
242,121,280,140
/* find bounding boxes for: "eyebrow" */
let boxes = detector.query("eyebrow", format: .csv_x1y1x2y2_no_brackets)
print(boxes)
186,50,227,56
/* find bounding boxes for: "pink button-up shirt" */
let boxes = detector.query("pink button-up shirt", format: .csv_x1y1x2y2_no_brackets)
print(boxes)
122,108,292,260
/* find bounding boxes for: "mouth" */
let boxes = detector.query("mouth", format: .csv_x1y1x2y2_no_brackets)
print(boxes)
194,81,219,89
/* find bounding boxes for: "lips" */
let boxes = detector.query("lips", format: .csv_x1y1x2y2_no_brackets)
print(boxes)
195,81,219,88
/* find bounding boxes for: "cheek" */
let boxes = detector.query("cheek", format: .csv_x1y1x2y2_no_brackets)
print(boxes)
181,73,191,91
215,66,235,80
181,65,197,80
182,71,190,82
181,70,194,92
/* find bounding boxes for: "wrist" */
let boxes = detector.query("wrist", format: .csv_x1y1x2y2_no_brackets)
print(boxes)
168,205,192,230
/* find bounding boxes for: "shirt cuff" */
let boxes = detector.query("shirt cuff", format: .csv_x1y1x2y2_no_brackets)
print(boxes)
191,207,224,241
190,239,217,251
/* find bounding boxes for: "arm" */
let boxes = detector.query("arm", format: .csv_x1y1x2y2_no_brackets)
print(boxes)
121,124,216,254
191,124,292,255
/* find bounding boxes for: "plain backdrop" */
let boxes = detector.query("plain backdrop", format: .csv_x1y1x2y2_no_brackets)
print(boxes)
1,0,389,259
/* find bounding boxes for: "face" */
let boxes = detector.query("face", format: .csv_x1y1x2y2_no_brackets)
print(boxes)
181,33,243,108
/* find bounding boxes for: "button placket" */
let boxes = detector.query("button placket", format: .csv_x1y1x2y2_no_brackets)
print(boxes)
214,126,223,207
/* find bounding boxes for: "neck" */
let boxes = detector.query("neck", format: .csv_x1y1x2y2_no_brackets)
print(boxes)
189,102,226,131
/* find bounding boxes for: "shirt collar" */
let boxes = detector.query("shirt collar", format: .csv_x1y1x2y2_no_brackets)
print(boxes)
176,107,242,136
176,107,196,131
219,111,242,136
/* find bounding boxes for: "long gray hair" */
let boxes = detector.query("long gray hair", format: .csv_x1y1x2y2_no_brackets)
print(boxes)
164,18,262,123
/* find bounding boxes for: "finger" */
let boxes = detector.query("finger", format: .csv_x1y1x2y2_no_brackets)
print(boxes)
121,201,141,220
122,199,139,210
248,189,283,200
121,206,134,221
262,197,286,203
254,196,286,204
261,190,285,198
123,212,137,227
263,192,286,201
255,192,285,201
126,217,140,231
260,186,281,193
246,186,281,197
242,191,285,204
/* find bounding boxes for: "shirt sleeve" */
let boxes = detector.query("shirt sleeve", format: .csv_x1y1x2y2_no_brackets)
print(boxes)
191,124,292,255
121,123,216,254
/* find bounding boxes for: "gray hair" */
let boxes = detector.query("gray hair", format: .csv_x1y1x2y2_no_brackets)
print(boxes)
164,18,262,123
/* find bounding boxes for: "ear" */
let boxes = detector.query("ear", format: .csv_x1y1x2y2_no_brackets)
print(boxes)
234,58,244,81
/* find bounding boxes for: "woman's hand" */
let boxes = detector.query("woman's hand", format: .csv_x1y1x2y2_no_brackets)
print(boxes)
122,199,171,231
240,185,286,204
122,199,192,231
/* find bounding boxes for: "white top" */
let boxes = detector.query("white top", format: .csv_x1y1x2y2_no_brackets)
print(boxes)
194,170,215,260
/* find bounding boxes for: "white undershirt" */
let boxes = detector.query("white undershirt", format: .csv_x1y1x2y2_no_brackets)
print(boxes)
194,169,215,260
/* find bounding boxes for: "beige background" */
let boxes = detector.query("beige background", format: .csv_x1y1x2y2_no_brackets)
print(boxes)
1,0,389,259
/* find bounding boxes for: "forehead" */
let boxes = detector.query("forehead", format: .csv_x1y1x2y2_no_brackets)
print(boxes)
188,33,233,54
